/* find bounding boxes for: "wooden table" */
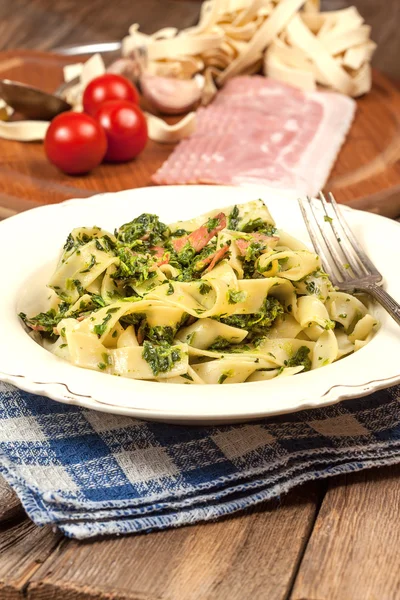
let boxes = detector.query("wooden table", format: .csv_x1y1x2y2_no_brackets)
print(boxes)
1,2,400,599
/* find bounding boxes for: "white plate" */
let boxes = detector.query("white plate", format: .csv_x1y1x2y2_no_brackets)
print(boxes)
0,186,399,424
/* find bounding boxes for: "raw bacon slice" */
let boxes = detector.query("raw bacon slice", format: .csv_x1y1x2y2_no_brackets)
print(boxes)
152,76,356,195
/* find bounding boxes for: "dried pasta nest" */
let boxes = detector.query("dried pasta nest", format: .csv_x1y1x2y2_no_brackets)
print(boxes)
122,0,376,102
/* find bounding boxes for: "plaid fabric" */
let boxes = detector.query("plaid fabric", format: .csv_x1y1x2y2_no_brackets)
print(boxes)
1,380,400,539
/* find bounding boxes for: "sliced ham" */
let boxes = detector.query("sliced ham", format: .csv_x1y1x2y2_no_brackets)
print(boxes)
152,76,356,195
172,212,226,253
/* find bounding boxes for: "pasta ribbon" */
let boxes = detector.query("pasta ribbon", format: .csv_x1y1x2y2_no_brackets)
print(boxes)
21,198,377,385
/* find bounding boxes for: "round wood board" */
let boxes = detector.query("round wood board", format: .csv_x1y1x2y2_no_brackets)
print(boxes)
0,50,399,219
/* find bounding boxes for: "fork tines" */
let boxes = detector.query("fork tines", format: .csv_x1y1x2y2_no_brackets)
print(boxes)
298,192,382,287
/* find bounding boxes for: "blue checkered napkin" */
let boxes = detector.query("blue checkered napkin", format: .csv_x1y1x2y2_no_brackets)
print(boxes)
1,381,400,539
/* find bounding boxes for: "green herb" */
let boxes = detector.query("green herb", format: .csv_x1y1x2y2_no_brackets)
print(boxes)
142,341,182,376
102,352,111,366
244,240,269,264
175,242,196,267
226,344,251,353
199,282,212,295
93,313,112,337
284,346,312,372
166,282,174,296
208,336,233,351
173,228,188,237
338,313,347,319
240,218,276,236
63,233,75,253
227,289,247,304
218,373,228,384
146,325,176,345
59,343,67,349
117,213,169,247
324,215,333,223
72,279,85,295
102,235,116,253
106,307,120,314
228,205,240,230
19,308,68,339
113,247,155,284
306,281,320,295
91,295,106,308
343,263,350,269
95,239,104,252
180,373,193,381
217,297,283,341
80,254,97,273
206,216,219,232
98,362,107,370
120,312,145,327
112,330,118,338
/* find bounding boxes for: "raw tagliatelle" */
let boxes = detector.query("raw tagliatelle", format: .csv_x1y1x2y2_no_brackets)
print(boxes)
122,0,376,99
20,199,378,385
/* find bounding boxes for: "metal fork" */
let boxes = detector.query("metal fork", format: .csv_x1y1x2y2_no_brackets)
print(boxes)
298,192,400,326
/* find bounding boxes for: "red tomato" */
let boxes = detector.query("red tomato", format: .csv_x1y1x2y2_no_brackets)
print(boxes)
94,100,148,163
83,74,139,116
44,112,107,175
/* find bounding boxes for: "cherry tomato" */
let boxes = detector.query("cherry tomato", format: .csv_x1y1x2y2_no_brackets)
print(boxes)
83,74,139,116
44,112,107,175
94,100,148,163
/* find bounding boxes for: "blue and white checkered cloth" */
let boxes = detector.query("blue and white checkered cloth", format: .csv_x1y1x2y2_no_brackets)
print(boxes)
1,380,400,539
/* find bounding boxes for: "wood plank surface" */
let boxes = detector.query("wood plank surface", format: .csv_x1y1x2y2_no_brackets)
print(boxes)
0,519,62,600
291,465,400,600
0,478,23,522
0,0,201,53
27,485,320,600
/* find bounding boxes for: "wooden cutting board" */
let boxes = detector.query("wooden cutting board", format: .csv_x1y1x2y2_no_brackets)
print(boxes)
0,49,399,219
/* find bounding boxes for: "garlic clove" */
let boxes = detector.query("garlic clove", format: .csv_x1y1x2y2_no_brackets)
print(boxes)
140,74,202,115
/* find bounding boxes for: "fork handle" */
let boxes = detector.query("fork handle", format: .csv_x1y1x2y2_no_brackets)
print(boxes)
362,284,400,326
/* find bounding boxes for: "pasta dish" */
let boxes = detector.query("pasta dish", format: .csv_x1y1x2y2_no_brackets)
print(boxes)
20,199,377,384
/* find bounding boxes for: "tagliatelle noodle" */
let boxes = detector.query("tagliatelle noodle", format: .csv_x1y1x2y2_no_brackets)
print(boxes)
217,0,307,83
22,199,379,384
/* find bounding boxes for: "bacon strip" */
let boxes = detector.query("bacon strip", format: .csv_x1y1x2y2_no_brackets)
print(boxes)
151,246,170,266
26,323,47,332
235,233,279,256
204,244,230,273
172,213,226,254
